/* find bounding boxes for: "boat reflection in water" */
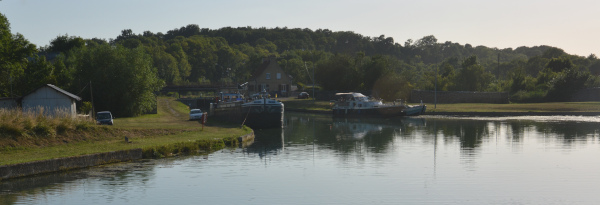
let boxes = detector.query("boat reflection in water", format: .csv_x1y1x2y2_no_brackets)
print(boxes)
330,117,425,140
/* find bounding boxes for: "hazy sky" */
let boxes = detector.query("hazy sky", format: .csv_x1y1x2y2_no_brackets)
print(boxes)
1,0,598,57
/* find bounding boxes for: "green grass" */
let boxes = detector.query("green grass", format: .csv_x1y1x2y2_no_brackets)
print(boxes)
426,102,600,112
0,97,252,166
280,98,600,113
0,127,250,165
280,98,333,111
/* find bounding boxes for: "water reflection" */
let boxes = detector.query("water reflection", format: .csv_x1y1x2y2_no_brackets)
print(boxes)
240,113,600,162
2,113,600,204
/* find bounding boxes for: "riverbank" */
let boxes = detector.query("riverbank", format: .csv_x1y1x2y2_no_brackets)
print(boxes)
0,97,254,180
282,98,600,116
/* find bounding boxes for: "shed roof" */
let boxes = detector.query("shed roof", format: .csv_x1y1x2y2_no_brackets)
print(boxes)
24,84,82,101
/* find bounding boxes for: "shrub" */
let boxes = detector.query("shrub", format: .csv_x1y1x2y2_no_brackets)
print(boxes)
33,121,55,137
0,123,23,137
510,90,546,103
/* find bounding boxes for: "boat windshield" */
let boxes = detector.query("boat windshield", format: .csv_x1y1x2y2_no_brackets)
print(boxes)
335,93,369,101
354,96,369,101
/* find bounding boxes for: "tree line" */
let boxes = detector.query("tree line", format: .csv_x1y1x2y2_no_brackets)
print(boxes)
2,12,599,116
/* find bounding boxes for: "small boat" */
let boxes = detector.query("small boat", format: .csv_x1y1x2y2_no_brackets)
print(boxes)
331,92,425,117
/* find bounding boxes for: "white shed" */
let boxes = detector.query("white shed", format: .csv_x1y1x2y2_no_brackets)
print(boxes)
21,84,82,117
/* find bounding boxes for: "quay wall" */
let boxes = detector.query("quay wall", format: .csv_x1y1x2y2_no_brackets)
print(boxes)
571,88,600,101
0,149,142,180
178,97,215,110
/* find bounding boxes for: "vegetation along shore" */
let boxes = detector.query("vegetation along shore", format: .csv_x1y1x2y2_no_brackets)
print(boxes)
281,98,600,115
2,11,600,179
0,97,252,169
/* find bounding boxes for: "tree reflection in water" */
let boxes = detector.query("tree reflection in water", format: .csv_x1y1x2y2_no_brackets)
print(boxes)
252,113,600,160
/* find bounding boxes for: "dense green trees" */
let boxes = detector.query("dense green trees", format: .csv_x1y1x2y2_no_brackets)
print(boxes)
2,10,600,110
453,56,493,91
0,13,37,97
104,25,600,103
69,44,164,116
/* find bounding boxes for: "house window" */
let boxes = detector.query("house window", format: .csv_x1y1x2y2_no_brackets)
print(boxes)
277,73,281,79
281,84,287,92
266,73,271,79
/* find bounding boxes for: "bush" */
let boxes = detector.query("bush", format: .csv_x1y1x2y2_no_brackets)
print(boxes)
79,101,93,115
0,123,23,137
510,90,546,103
33,122,55,137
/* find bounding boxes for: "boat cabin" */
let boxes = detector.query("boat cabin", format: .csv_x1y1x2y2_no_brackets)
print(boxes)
250,90,271,100
333,92,383,109
218,92,244,103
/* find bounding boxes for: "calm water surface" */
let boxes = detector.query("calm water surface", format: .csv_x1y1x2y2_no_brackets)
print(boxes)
2,113,600,204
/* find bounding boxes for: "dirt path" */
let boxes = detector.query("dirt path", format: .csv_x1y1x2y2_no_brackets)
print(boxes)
161,98,181,118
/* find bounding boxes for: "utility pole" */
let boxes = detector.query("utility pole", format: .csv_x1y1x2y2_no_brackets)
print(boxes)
90,81,95,119
435,65,437,109
312,60,315,102
497,53,500,80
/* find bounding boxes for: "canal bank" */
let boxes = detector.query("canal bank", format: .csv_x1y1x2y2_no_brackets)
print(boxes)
285,108,600,117
423,111,600,116
0,132,255,180
0,97,255,181
5,112,600,204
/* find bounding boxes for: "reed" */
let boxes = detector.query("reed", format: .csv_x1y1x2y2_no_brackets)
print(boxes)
0,107,95,140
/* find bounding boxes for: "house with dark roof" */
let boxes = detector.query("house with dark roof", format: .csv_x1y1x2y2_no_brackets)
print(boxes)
247,56,294,97
21,84,82,117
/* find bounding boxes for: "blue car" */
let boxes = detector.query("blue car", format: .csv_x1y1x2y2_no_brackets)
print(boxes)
96,111,114,125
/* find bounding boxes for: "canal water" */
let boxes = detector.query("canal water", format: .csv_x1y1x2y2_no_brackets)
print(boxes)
2,113,600,204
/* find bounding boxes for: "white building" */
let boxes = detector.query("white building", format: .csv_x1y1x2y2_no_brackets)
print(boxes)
21,84,81,117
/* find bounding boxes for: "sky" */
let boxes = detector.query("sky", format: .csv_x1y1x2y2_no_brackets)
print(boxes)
1,0,599,57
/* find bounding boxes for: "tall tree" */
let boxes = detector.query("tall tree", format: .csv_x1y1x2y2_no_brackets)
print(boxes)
546,57,573,73
0,12,37,97
45,34,85,53
70,44,164,116
453,56,492,91
13,55,54,94
316,54,358,91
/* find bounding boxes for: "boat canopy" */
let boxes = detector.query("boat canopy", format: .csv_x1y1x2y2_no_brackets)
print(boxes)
334,92,368,101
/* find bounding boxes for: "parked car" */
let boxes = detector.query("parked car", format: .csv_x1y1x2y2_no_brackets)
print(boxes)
189,109,203,121
298,92,310,99
96,111,114,125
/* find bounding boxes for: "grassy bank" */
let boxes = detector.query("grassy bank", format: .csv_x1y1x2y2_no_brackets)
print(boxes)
0,97,252,166
280,98,332,111
426,102,600,113
280,98,600,113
